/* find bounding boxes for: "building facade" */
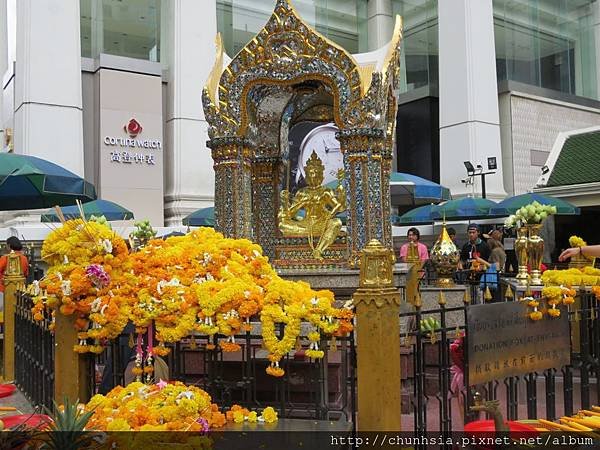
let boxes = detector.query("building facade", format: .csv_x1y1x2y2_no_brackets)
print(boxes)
1,0,599,231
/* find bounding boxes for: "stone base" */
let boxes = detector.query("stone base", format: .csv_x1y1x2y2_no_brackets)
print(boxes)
278,264,410,301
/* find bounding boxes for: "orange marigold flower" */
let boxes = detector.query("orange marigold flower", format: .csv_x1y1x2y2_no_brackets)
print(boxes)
562,296,575,305
219,341,241,352
529,311,543,321
547,308,561,318
265,366,285,377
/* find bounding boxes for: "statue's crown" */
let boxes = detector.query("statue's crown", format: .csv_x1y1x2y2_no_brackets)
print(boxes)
306,150,325,172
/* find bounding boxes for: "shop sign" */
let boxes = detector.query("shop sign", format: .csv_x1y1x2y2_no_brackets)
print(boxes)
467,301,570,385
103,118,162,152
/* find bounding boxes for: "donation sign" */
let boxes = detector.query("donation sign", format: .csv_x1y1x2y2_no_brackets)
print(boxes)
467,301,570,385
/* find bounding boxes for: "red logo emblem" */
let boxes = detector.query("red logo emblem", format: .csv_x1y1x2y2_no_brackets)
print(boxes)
124,118,143,137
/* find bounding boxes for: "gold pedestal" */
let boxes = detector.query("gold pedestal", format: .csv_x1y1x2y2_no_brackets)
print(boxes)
2,254,25,381
54,313,90,404
353,240,401,431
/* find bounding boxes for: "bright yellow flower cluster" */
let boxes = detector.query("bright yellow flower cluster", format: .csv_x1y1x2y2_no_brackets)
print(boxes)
225,404,278,424
85,381,225,433
541,286,574,319
32,224,354,376
542,267,600,287
30,219,131,351
569,235,587,248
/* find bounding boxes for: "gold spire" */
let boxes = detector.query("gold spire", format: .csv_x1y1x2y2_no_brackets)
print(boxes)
205,33,224,109
306,151,325,172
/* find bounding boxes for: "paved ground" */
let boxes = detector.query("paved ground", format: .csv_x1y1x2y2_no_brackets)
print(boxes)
0,386,35,416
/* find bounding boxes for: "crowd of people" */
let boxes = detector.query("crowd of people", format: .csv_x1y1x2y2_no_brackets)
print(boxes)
397,222,600,292
398,223,506,273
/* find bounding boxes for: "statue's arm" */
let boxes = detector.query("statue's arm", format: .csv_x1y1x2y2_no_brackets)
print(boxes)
288,192,308,217
320,190,344,216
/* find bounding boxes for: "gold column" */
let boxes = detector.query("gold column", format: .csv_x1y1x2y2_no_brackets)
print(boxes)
353,240,401,431
3,253,25,381
54,313,89,404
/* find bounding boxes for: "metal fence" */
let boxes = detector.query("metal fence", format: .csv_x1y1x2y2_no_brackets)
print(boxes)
402,285,600,439
12,284,600,437
92,329,356,423
14,291,54,410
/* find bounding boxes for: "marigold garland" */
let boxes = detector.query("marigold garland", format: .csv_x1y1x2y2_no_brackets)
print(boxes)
31,223,354,376
523,295,543,321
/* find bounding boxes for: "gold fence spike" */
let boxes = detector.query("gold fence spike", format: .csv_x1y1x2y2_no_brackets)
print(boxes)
505,286,514,300
429,331,437,345
463,289,471,304
295,336,302,351
329,336,337,352
484,287,493,302
438,291,446,305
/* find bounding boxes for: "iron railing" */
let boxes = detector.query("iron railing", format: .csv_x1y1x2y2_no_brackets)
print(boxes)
13,285,599,439
92,328,356,423
14,290,54,410
401,286,600,444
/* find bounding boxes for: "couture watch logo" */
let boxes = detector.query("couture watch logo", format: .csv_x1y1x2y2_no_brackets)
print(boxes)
124,118,143,138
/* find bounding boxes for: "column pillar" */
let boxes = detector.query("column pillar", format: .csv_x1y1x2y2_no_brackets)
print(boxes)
593,1,600,100
353,240,401,431
252,158,281,259
339,128,393,266
3,253,25,381
208,137,253,239
438,0,506,200
164,0,217,225
367,0,394,51
14,0,84,176
0,0,7,142
54,313,90,404
90,0,103,58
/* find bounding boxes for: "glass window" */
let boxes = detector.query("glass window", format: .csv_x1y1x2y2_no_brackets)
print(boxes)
80,0,162,62
392,0,438,94
217,0,368,56
494,0,598,100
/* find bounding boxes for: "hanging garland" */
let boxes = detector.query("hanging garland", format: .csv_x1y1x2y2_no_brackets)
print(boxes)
30,222,353,377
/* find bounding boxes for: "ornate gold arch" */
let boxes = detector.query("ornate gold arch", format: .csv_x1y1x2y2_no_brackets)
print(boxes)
202,0,402,138
203,0,404,266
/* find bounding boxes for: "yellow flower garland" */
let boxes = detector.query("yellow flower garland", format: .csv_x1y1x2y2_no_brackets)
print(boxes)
31,224,354,376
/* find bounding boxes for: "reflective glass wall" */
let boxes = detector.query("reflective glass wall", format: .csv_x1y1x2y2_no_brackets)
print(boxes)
80,0,162,62
494,0,598,100
392,0,438,93
217,0,368,56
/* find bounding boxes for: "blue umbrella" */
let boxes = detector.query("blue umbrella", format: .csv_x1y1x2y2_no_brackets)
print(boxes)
390,172,451,205
0,153,96,210
40,199,134,222
396,204,438,225
489,193,580,216
432,198,499,221
183,207,215,227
